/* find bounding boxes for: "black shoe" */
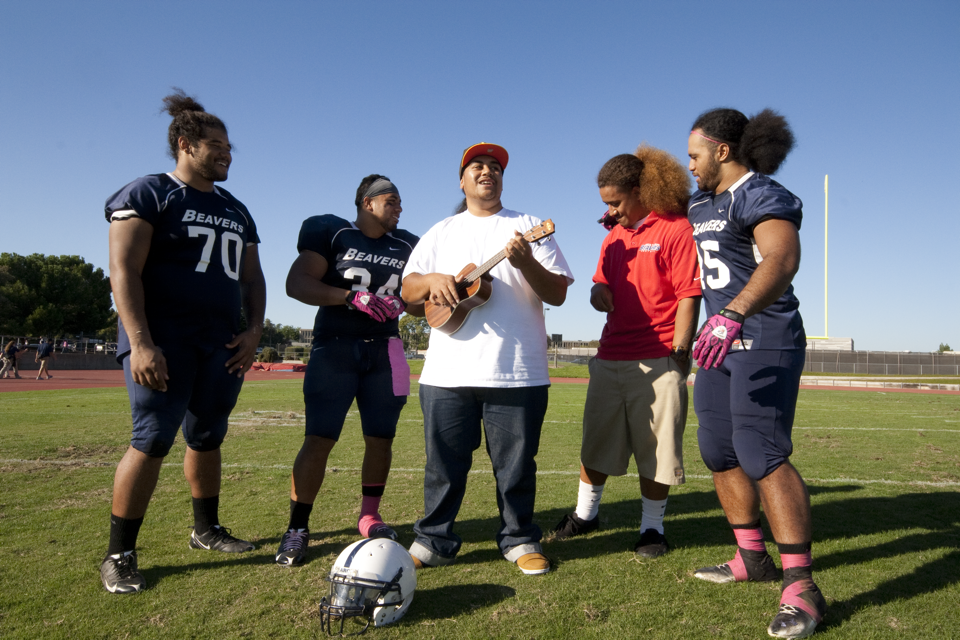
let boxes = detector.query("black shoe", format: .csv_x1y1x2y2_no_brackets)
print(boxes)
634,528,670,558
552,512,599,540
767,580,826,638
366,522,399,541
275,528,309,566
695,550,778,583
100,550,146,594
189,525,255,553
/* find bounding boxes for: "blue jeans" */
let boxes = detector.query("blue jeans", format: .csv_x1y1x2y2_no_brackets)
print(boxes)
411,384,549,565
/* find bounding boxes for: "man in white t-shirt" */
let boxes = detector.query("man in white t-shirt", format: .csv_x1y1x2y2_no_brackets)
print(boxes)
401,142,574,575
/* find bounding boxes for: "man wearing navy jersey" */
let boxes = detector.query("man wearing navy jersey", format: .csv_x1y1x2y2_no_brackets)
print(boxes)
274,174,420,567
100,90,266,594
686,108,825,638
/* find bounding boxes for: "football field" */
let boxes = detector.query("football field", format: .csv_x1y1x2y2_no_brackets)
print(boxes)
2,380,958,639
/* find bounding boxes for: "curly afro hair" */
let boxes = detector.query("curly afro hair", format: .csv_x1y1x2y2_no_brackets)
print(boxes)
597,146,691,217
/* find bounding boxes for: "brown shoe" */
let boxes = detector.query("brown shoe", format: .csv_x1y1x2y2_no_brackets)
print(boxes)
516,552,550,575
411,555,429,570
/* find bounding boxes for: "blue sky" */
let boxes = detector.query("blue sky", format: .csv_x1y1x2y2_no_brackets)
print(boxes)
2,1,957,352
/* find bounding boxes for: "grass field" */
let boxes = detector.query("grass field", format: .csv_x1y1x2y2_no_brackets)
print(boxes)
2,381,958,639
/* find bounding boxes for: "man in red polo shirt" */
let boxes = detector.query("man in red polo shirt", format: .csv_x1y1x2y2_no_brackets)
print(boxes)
553,147,700,557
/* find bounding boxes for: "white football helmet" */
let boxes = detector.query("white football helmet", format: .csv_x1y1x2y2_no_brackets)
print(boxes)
319,538,417,635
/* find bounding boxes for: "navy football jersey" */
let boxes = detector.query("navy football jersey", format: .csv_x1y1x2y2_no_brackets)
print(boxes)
104,173,260,355
298,215,418,339
688,172,805,350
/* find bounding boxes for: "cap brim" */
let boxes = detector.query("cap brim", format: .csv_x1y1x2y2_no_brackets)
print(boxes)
460,143,509,175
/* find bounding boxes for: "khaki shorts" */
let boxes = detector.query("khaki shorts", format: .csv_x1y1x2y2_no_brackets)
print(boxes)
580,356,687,485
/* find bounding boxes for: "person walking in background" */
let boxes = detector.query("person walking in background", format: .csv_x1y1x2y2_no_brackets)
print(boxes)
35,337,54,380
0,341,18,378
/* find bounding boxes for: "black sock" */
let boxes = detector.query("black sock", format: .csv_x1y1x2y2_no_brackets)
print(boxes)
192,496,220,533
288,499,313,531
107,514,144,556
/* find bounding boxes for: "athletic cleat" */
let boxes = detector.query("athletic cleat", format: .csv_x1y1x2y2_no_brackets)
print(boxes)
275,528,309,566
694,562,739,583
551,512,599,540
695,549,778,583
189,525,255,553
768,578,826,638
516,552,551,575
100,550,146,594
365,522,398,541
634,528,670,558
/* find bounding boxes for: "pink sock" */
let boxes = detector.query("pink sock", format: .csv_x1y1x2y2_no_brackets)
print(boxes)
733,526,767,552
780,579,822,621
781,552,812,570
358,484,385,537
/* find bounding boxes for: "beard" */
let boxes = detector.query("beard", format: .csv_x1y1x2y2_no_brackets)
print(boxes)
196,156,228,182
696,158,722,193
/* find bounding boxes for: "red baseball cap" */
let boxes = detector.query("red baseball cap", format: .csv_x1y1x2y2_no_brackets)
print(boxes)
459,142,509,176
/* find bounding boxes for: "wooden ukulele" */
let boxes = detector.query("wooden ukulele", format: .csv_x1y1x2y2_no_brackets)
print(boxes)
425,220,556,335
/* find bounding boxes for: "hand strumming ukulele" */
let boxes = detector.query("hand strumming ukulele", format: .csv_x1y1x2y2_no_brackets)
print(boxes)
424,220,556,335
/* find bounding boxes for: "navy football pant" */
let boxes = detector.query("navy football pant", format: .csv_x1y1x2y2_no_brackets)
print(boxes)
123,343,244,457
302,336,408,441
694,349,804,481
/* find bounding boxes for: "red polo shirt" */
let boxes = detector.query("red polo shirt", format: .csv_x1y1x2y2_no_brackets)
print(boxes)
594,212,701,360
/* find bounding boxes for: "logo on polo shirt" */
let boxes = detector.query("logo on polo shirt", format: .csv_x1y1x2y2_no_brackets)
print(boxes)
639,243,661,252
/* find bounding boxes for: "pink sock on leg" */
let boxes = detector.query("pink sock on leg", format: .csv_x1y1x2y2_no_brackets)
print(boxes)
733,526,767,552
358,484,385,537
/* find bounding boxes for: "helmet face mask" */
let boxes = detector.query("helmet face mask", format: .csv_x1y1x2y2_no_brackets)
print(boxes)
319,539,417,636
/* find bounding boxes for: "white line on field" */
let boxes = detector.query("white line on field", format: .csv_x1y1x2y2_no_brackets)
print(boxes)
793,427,960,433
4,460,958,487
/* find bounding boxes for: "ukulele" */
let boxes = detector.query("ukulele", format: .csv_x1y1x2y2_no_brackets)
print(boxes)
425,220,556,335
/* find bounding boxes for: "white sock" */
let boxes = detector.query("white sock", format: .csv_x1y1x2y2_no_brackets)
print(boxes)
640,496,668,534
574,480,604,521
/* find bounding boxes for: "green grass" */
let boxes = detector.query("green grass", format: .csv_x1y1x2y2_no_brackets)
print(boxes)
2,383,959,638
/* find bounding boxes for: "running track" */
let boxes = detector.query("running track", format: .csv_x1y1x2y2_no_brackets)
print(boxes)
1,370,957,395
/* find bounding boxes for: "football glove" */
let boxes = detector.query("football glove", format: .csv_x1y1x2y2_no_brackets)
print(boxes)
346,291,394,322
378,295,407,320
693,309,745,370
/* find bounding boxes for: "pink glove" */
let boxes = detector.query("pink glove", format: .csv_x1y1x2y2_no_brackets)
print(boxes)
693,310,745,370
346,291,393,322
379,295,407,320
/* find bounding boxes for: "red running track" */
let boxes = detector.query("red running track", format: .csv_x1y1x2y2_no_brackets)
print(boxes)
1,370,956,395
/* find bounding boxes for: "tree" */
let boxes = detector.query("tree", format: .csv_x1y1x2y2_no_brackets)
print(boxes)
0,253,113,337
939,343,952,353
399,314,430,351
259,318,304,347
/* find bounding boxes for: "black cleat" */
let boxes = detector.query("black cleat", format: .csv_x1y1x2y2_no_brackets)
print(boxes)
100,551,146,594
695,550,778,583
275,528,309,566
551,512,599,540
189,525,255,553
366,522,398,541
634,528,670,558
768,578,827,638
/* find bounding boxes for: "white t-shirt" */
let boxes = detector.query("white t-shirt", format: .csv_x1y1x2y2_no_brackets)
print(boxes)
403,208,574,388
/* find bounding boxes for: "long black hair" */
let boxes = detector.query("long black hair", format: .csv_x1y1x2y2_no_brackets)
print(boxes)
692,108,795,174
162,88,227,161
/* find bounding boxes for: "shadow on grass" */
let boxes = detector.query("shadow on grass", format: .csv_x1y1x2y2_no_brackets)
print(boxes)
810,491,960,629
402,583,516,623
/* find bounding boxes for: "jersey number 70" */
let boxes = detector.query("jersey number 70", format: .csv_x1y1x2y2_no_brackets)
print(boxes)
188,226,243,280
